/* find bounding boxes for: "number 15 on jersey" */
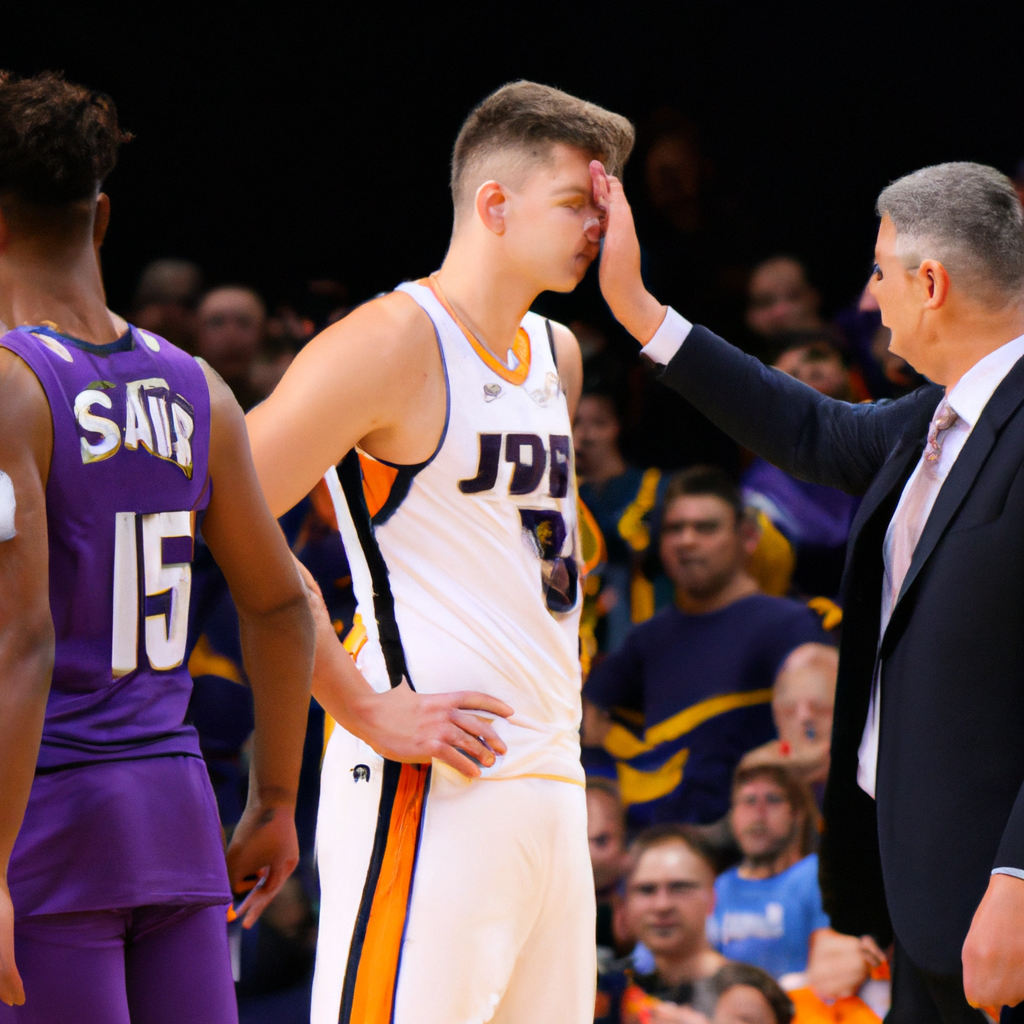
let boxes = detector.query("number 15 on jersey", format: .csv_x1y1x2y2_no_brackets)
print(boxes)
111,510,194,676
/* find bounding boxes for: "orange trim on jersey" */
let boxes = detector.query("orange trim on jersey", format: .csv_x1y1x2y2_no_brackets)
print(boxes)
349,763,430,1024
479,772,585,787
578,497,607,577
422,275,531,386
357,451,399,518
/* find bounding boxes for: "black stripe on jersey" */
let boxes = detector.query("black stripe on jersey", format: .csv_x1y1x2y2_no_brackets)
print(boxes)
337,450,411,690
546,318,558,372
372,466,418,527
337,758,402,1024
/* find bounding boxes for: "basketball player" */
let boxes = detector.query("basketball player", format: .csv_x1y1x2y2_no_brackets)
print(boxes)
245,82,634,1023
0,73,314,1021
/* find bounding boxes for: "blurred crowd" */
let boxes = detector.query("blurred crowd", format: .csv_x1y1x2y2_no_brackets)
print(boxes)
125,128,1024,1024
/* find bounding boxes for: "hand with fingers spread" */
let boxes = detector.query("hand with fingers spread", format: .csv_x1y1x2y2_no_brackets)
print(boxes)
0,880,24,1006
296,556,514,778
589,160,667,344
225,801,300,929
363,679,512,777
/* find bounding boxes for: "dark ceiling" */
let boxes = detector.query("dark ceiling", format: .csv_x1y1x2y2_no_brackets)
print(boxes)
5,2,1023,323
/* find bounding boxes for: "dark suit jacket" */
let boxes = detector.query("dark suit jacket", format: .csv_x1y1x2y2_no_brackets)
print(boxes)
659,325,1024,974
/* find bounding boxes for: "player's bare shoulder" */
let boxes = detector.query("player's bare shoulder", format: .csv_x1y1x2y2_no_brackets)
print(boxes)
303,289,440,391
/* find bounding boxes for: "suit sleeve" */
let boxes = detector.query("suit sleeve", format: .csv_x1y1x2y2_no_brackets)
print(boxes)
657,324,938,496
994,781,1024,873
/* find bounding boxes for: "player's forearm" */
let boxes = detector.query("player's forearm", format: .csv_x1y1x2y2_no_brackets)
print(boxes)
238,596,314,807
307,608,381,741
0,624,54,872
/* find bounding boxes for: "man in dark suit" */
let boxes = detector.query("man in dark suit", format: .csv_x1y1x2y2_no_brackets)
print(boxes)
590,158,1024,1022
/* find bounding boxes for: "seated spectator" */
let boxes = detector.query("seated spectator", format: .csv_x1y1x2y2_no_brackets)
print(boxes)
709,963,794,1024
130,257,203,354
576,389,665,652
588,776,631,969
195,284,266,410
745,257,824,352
708,766,825,982
582,467,831,827
739,644,838,805
742,334,861,598
596,826,725,1022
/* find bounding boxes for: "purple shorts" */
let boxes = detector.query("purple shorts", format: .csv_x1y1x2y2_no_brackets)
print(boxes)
0,903,236,1024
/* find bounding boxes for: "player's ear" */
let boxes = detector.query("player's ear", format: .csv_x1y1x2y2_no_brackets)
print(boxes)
475,180,507,236
93,193,111,251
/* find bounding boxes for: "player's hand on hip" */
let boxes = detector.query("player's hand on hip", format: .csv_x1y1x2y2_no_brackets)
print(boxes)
0,881,25,1006
590,160,666,344
963,872,1024,1010
226,800,300,929
366,679,513,778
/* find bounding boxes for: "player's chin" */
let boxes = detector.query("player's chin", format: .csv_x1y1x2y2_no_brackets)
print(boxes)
549,257,593,292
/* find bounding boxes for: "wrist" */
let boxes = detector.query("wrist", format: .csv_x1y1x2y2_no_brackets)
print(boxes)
617,294,667,344
247,785,297,811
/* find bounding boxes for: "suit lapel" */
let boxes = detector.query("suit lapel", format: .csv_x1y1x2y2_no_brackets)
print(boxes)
894,358,1024,609
845,433,924,571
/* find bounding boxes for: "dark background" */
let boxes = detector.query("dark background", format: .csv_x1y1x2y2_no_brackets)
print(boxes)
4,2,1023,323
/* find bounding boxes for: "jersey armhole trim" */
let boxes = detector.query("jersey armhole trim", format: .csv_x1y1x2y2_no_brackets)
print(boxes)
357,309,451,476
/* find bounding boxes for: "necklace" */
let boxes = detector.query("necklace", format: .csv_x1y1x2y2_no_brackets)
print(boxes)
426,274,531,386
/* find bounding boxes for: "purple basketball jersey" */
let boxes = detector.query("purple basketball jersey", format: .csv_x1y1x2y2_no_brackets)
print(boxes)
2,324,229,915
1,324,211,769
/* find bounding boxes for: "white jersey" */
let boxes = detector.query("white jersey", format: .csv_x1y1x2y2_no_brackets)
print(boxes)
325,279,584,785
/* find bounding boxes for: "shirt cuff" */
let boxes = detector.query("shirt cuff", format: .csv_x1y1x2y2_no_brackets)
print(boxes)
992,867,1024,881
641,306,693,366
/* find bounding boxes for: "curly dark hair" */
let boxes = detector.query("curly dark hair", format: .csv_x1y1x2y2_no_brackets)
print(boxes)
0,70,130,209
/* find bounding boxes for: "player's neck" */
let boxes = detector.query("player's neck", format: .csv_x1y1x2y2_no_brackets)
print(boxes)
434,244,538,361
0,242,117,345
653,944,724,987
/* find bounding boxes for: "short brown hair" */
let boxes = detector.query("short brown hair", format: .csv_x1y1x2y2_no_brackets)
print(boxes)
450,80,634,214
628,823,717,879
662,465,745,525
708,963,794,1024
732,763,820,857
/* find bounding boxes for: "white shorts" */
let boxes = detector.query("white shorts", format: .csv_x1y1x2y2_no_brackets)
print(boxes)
312,727,596,1024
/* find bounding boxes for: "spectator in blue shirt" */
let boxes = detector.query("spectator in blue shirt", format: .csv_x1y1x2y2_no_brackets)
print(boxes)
582,467,832,827
708,765,826,981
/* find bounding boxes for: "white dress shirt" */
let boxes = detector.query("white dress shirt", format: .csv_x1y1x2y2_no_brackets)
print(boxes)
643,312,1024,875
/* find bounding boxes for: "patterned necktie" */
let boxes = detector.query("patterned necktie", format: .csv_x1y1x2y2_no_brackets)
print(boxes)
887,396,960,612
924,397,959,462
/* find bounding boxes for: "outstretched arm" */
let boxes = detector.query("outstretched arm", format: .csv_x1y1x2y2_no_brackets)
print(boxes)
200,363,315,927
0,353,55,1006
591,162,938,495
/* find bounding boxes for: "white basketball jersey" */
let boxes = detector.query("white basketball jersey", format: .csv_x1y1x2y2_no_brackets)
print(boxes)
325,279,584,785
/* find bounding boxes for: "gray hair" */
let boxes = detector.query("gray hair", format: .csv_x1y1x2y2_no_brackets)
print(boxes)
876,162,1024,304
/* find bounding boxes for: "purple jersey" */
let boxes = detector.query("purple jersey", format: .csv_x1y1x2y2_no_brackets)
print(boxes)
2,324,229,915
1,323,210,768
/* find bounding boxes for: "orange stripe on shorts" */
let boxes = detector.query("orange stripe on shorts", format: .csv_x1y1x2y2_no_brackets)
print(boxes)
349,762,430,1023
